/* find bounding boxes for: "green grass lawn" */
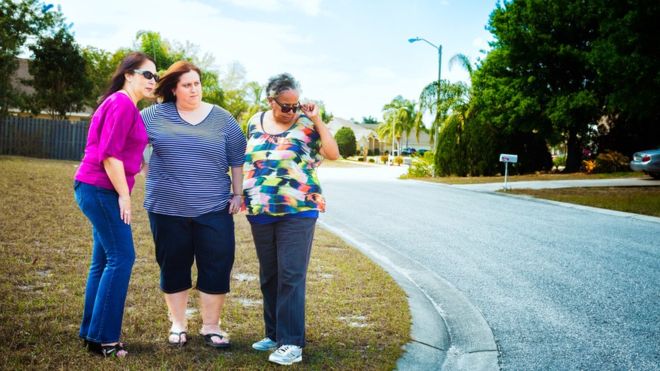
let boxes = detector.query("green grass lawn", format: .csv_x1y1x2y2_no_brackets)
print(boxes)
403,171,644,184
0,156,409,370
507,186,660,217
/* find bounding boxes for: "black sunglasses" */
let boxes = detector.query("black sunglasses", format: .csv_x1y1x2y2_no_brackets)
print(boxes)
133,69,159,82
273,98,301,113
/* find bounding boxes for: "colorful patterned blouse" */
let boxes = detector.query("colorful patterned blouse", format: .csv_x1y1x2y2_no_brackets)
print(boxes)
243,112,325,216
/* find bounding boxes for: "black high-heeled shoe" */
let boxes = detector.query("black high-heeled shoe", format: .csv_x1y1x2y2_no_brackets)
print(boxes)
87,341,128,357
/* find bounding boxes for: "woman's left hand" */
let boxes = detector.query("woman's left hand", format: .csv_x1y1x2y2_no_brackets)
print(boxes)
301,102,320,123
229,194,242,214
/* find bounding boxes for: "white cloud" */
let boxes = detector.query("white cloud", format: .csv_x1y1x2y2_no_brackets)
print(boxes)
221,0,279,12
288,0,322,16
471,36,491,52
363,66,396,80
217,0,321,16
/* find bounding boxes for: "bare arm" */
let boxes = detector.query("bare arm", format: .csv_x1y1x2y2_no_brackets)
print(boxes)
228,166,244,214
103,157,132,224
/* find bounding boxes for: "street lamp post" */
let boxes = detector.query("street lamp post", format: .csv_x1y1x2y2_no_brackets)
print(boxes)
408,36,442,175
408,37,442,85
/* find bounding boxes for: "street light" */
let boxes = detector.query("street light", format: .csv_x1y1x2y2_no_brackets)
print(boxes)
409,36,442,175
408,37,442,86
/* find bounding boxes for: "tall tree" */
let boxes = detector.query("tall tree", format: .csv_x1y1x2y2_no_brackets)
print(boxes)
361,116,379,124
418,79,468,145
486,0,601,172
28,27,90,118
0,0,63,117
590,0,660,154
81,46,113,108
135,30,183,70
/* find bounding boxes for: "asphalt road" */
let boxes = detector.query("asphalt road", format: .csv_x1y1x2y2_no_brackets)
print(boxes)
317,166,660,370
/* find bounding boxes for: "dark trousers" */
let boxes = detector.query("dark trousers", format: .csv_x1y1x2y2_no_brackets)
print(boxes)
148,209,235,294
250,217,316,347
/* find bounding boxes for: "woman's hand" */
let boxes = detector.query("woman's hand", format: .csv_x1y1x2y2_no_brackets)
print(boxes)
118,194,132,224
301,102,321,126
229,194,242,214
300,102,340,160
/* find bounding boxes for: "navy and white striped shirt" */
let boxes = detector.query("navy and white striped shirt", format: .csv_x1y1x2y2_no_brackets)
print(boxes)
141,102,246,217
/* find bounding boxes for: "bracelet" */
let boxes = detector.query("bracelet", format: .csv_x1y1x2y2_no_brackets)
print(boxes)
231,193,243,198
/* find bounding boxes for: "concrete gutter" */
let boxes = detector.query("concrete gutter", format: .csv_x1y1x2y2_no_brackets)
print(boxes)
451,177,659,192
319,220,500,371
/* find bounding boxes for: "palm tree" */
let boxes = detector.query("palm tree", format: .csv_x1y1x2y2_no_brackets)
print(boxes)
377,96,420,154
418,53,476,146
448,53,475,77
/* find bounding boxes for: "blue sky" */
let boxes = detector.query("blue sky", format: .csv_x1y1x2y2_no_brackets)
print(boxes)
53,0,497,122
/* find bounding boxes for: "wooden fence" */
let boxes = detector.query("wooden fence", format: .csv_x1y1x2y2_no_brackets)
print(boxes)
0,116,89,161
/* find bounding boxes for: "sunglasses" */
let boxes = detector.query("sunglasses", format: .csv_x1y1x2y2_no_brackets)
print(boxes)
273,98,301,113
133,69,159,82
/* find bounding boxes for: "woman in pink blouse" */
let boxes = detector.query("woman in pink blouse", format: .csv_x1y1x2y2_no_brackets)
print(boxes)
73,52,157,358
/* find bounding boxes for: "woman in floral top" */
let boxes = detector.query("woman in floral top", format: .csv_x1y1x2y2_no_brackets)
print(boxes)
243,73,339,366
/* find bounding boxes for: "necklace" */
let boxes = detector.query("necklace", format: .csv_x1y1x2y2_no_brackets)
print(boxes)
119,89,138,104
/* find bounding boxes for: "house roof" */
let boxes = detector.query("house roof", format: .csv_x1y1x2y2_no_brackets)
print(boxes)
327,117,377,142
11,58,35,95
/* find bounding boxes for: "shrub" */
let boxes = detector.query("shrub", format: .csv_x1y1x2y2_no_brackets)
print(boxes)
407,151,434,177
357,157,365,161
380,154,388,164
334,127,357,158
582,160,596,174
368,158,375,163
394,156,403,166
553,155,566,168
594,151,630,173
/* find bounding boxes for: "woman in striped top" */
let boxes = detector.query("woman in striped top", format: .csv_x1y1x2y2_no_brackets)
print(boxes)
244,73,339,365
141,61,246,349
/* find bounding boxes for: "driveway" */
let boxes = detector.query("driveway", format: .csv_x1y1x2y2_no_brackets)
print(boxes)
317,165,660,370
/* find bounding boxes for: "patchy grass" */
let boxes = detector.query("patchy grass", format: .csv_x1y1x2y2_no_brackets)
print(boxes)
0,156,409,370
507,186,660,217
403,171,644,184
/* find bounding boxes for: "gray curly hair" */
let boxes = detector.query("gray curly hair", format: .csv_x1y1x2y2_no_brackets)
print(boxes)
266,73,300,98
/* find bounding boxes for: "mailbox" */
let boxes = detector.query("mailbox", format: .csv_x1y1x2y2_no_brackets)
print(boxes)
499,153,518,163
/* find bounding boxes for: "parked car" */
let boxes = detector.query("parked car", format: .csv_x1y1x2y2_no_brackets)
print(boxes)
401,147,417,156
629,148,660,179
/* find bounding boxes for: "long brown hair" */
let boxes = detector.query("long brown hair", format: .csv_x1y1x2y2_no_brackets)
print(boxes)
99,51,155,104
155,61,202,103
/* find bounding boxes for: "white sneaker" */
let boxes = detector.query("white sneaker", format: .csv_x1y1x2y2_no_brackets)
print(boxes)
268,344,302,365
252,337,277,351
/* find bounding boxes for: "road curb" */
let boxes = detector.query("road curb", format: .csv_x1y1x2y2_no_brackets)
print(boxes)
318,220,500,371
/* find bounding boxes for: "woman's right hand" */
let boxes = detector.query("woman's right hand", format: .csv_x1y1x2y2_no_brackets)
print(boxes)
118,194,132,224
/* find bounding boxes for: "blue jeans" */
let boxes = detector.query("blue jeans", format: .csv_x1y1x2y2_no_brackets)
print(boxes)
74,181,135,343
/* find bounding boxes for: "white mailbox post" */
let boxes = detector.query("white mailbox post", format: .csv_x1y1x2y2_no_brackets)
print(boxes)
499,153,518,190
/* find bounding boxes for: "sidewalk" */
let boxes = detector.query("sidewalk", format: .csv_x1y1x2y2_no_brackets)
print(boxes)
451,177,659,192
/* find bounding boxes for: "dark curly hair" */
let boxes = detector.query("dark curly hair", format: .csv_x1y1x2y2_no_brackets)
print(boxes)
266,73,300,98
